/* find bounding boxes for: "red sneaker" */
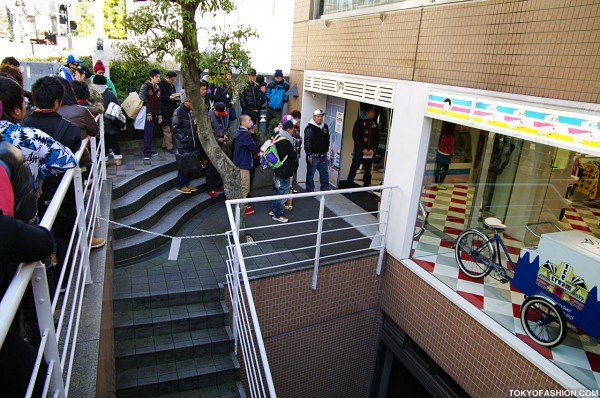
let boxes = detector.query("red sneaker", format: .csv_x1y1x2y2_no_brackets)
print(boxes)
245,207,255,215
208,191,218,198
215,186,224,192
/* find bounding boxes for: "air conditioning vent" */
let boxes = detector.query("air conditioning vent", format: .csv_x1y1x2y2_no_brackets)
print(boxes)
304,71,395,108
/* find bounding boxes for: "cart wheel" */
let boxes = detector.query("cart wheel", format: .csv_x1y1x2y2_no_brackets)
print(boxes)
520,296,567,348
454,229,493,278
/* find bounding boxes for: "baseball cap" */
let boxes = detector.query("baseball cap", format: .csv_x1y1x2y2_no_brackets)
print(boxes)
213,102,228,116
76,65,92,79
67,54,83,64
281,120,294,131
313,109,326,116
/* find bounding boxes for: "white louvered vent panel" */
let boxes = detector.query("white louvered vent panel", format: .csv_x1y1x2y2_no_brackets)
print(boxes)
320,78,337,93
378,86,394,105
344,82,364,97
364,85,378,101
304,75,314,89
304,72,396,108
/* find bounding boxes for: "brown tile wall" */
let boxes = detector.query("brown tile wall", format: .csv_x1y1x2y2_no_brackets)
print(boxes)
237,256,383,397
291,0,600,103
288,69,305,112
380,256,562,397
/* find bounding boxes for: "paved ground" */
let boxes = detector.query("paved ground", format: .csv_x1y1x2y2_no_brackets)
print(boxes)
109,138,381,295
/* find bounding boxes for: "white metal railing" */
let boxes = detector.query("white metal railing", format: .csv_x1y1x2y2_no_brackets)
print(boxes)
224,185,397,398
0,116,106,398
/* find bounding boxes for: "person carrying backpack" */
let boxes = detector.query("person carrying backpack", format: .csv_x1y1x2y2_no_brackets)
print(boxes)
268,120,297,223
232,114,258,215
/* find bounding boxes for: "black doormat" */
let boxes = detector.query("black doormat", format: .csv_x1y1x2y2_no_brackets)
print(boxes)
342,190,379,213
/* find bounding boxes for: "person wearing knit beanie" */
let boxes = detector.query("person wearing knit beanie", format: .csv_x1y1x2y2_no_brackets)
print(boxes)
91,59,117,93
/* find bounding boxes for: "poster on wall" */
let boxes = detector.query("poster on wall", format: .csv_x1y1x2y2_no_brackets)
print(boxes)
325,97,346,187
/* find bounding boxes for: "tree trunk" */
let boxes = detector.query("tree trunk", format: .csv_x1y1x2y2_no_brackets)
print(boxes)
178,3,241,202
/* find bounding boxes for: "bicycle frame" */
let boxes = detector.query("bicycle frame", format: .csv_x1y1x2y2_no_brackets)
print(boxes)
484,228,517,275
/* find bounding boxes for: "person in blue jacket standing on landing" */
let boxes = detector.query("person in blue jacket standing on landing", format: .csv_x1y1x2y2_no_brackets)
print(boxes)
233,114,258,216
266,69,289,131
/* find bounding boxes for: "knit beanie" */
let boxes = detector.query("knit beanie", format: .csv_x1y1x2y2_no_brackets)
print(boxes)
93,60,106,72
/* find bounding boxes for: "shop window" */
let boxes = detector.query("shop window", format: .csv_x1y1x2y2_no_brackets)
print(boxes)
409,118,600,391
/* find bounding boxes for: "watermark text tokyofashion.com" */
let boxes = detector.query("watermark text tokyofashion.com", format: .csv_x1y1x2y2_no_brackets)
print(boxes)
509,390,599,397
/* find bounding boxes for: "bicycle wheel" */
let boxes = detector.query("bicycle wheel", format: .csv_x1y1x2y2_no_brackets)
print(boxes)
454,229,493,278
413,202,427,239
520,296,567,348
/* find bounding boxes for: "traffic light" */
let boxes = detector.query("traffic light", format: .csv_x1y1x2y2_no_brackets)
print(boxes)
59,5,67,25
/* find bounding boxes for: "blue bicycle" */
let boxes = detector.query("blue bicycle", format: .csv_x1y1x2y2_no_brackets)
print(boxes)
454,217,514,282
455,218,569,347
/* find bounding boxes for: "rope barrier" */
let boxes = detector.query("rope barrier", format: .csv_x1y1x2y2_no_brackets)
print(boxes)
96,216,228,239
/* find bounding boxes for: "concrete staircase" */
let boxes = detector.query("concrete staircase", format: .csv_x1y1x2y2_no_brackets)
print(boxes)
111,162,220,266
111,161,244,397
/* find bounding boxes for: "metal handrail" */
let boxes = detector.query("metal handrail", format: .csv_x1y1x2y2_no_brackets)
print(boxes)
0,114,106,398
224,184,397,397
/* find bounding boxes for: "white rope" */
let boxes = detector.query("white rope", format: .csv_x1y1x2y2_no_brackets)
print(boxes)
96,216,227,239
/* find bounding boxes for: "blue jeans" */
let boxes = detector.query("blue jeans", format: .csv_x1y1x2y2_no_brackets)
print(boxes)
270,175,290,217
176,170,192,188
347,151,373,187
306,155,329,191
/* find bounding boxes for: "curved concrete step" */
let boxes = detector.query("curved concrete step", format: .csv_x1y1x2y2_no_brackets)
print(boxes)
112,192,225,266
112,161,178,200
113,177,207,240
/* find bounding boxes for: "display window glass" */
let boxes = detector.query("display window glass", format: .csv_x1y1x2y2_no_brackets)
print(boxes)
410,119,600,390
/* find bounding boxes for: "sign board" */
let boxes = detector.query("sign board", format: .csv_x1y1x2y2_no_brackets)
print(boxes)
425,92,600,155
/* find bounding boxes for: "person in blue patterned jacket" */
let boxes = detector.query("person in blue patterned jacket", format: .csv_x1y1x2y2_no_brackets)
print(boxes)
0,76,77,191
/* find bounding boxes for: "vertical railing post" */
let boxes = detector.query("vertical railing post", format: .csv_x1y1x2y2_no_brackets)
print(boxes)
311,195,326,290
73,168,92,285
31,262,66,398
376,188,393,275
232,205,241,353
99,116,107,181
89,136,101,218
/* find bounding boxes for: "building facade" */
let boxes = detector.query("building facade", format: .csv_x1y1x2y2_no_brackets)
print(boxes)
286,0,600,395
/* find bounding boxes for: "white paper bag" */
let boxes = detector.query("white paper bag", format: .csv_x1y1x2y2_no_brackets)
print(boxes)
133,106,146,130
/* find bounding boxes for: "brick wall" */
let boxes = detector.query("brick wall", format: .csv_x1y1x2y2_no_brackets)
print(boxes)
291,0,600,103
241,256,383,397
380,256,562,397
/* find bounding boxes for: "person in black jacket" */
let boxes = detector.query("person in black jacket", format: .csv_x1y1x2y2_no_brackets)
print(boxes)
158,71,178,154
94,74,123,166
172,91,202,194
239,68,263,125
346,104,380,188
269,120,297,223
0,209,54,398
304,109,330,192
0,165,54,398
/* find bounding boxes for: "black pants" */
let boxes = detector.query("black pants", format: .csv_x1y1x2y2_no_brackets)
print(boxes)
266,108,282,132
205,161,223,191
434,162,450,184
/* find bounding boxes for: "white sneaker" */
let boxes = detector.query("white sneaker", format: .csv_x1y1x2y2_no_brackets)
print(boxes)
272,215,288,223
269,211,275,216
